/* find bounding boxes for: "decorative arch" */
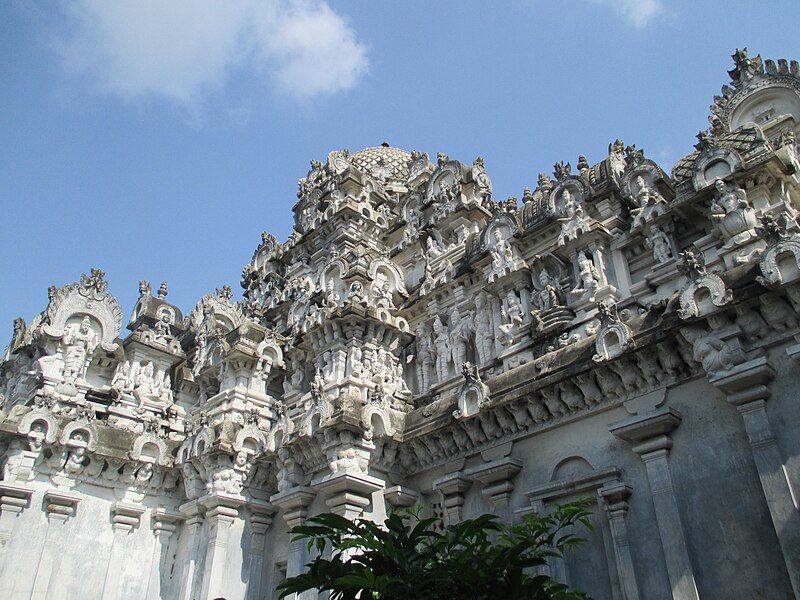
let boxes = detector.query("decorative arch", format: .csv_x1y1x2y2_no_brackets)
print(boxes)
481,212,520,251
678,274,733,319
234,424,267,454
692,147,745,191
758,237,800,287
550,456,595,482
362,405,396,438
59,422,97,451
18,411,59,444
130,432,171,466
368,257,408,296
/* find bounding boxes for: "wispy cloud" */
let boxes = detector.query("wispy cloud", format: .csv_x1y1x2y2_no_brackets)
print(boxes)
51,0,368,110
587,0,664,28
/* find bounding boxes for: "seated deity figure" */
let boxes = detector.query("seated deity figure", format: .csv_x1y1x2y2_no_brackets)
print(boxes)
488,230,516,282
574,251,602,296
432,317,451,384
158,375,174,405
153,314,172,342
370,279,395,310
629,175,666,230
709,178,757,245
645,225,674,264
111,360,133,393
349,346,364,378
426,236,443,259
500,291,524,333
61,316,99,384
532,269,562,312
133,362,156,408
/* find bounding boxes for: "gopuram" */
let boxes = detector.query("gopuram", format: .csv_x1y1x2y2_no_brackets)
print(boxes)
3,48,800,599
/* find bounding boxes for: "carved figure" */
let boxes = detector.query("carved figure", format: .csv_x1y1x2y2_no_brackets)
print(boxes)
574,252,601,296
709,179,757,245
629,175,666,230
61,316,99,384
432,317,451,383
646,225,673,264
488,230,516,282
532,269,561,311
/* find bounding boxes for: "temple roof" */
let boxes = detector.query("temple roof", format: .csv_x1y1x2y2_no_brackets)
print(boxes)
351,143,413,184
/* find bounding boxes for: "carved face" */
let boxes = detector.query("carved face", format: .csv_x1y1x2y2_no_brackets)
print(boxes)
636,175,647,191
562,189,572,203
80,316,91,333
539,270,550,286
144,363,154,377
715,179,726,194
493,229,503,242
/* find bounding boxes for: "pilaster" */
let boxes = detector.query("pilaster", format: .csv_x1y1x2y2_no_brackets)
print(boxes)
271,486,316,600
145,508,184,600
101,501,145,600
311,471,384,520
599,482,641,600
198,492,246,600
28,490,80,600
246,499,277,600
177,499,205,600
709,356,800,596
465,457,522,522
432,473,472,525
610,407,699,600
0,481,34,572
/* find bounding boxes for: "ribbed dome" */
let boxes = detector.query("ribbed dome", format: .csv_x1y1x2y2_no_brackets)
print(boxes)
351,143,412,183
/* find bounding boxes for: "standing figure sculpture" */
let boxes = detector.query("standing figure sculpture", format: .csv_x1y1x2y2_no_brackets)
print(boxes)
489,230,516,282
61,316,99,384
646,226,674,264
432,317,451,384
575,251,602,296
449,307,472,370
473,294,494,366
415,323,435,392
532,269,561,312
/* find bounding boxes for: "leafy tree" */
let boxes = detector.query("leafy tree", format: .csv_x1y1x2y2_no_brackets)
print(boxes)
276,499,593,600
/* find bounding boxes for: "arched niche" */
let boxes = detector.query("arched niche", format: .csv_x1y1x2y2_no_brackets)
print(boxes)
730,85,800,134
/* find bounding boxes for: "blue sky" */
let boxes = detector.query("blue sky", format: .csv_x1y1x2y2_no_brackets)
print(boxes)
2,0,799,339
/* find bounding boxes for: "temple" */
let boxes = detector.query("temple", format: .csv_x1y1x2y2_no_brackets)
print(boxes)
2,48,800,599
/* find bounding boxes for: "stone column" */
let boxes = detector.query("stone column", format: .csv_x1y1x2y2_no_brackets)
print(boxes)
609,407,699,600
145,508,183,600
28,490,80,600
465,457,522,523
101,501,145,600
709,357,800,596
177,499,205,600
246,499,277,600
0,482,34,574
270,486,316,600
432,473,471,525
198,492,245,600
599,482,641,600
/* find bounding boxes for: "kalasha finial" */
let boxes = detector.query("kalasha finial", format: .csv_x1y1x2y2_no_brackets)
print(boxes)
157,281,168,299
381,141,390,148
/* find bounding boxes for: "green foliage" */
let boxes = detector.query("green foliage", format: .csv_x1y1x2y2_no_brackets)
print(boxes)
276,499,593,600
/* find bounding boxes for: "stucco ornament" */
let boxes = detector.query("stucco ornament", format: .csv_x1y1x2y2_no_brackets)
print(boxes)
453,362,490,419
709,179,758,247
556,188,590,246
592,299,634,363
645,225,674,264
628,175,667,231
756,213,800,287
677,248,732,319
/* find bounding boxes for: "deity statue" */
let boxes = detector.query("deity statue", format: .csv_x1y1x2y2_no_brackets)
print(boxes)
134,362,156,407
426,236,443,259
488,229,516,282
111,360,132,392
473,293,494,366
709,178,757,245
645,225,674,264
370,279,394,309
415,323,435,392
347,281,366,304
432,317,451,384
500,291,524,333
153,313,172,343
629,175,666,230
575,251,601,295
349,346,364,378
449,307,472,369
158,374,174,405
323,280,340,310
532,269,561,312
557,189,590,246
61,316,99,384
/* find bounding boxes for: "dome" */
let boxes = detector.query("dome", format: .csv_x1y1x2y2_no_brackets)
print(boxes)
351,143,412,184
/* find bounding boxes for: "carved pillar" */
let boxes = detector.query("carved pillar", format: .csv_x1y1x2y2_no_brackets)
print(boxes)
101,502,145,600
610,407,699,600
28,490,80,600
246,500,277,600
600,482,641,600
0,482,34,573
709,357,800,596
198,492,245,600
432,473,471,525
312,471,384,520
177,499,205,600
465,457,522,523
145,508,183,600
271,486,316,600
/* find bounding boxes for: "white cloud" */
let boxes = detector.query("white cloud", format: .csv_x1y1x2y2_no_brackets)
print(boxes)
587,0,664,28
52,0,368,108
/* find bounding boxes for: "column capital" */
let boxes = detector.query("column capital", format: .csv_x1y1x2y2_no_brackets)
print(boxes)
465,457,522,508
311,471,384,520
111,501,145,533
151,507,184,536
199,492,245,522
383,485,420,509
599,481,633,515
708,356,774,407
609,406,682,455
271,486,316,529
433,472,472,524
249,499,277,533
43,489,81,521
0,482,34,515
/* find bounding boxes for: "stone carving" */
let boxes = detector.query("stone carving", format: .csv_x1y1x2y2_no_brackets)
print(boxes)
645,225,674,264
556,189,590,246
677,249,732,319
572,251,602,300
453,362,490,419
432,317,451,384
628,175,667,230
592,299,634,362
709,179,758,247
60,316,99,386
532,269,562,312
756,213,800,287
